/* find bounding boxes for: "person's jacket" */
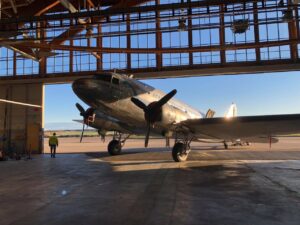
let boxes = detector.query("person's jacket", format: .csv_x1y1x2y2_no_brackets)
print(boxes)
49,136,59,146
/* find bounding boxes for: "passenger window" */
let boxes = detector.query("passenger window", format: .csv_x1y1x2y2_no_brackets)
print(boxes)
112,77,119,85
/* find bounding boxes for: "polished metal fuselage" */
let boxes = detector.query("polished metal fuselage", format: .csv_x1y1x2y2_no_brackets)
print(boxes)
72,73,203,135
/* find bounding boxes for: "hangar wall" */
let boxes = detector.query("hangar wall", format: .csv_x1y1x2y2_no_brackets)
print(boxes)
0,84,44,154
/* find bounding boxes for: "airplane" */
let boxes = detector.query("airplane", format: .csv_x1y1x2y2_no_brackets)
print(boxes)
72,72,300,162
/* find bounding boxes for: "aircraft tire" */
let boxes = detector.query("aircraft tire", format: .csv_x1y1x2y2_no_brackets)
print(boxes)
172,142,188,162
108,140,122,155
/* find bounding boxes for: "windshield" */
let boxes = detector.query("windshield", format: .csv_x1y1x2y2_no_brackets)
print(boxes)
93,74,112,83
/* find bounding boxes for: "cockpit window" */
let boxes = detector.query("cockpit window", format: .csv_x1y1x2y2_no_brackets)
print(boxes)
94,74,112,83
112,77,119,85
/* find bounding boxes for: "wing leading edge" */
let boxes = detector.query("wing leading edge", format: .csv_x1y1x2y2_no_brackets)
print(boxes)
179,114,300,141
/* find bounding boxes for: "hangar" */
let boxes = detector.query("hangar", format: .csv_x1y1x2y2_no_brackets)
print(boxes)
0,0,300,154
3,1,300,225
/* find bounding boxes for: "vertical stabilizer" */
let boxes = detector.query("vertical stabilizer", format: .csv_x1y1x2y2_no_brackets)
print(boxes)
205,109,215,118
225,103,237,118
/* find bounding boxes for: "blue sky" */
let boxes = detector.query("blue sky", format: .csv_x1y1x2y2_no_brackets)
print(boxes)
45,71,300,128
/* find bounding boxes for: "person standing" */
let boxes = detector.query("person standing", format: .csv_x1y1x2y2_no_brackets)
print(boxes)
49,133,59,158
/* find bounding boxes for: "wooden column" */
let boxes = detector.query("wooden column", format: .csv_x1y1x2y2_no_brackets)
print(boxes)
288,0,298,61
155,0,162,70
187,0,193,65
70,19,73,73
97,24,103,70
219,4,226,64
38,22,47,75
253,1,261,62
126,14,131,70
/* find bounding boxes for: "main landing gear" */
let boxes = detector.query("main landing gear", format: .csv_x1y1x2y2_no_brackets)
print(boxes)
223,141,228,149
172,132,193,162
107,132,130,156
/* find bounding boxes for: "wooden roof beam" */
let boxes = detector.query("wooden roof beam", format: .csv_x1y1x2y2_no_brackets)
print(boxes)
50,0,151,45
8,0,17,14
2,44,39,61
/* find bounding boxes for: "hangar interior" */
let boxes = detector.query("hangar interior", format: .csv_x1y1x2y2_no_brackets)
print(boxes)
0,0,300,154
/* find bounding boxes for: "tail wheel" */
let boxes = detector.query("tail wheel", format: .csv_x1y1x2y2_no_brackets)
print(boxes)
172,142,189,162
108,140,122,155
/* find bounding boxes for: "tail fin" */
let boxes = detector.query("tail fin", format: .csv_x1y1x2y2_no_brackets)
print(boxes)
205,109,215,118
225,103,237,118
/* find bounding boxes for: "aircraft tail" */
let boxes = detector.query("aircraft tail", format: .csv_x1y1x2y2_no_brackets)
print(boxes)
225,103,237,118
205,109,215,118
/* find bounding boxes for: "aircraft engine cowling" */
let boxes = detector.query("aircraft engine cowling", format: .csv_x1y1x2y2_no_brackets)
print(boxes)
131,89,177,147
160,105,177,124
76,103,128,142
91,117,127,134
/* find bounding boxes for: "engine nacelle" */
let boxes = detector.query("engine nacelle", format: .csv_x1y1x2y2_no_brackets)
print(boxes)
160,105,187,124
89,116,128,133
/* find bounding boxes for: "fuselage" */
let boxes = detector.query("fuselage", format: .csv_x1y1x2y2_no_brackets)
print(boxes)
72,72,204,135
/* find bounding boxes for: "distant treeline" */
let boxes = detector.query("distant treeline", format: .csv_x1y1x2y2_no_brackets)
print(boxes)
44,130,100,138
44,130,159,139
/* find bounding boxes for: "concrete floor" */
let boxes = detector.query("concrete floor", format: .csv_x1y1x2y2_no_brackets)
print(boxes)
1,137,300,225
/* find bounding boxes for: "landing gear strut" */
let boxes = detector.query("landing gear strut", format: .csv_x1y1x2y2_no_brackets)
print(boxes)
172,132,193,162
223,141,228,149
107,132,130,156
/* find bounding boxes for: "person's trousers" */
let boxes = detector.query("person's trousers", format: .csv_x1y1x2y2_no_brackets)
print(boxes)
50,145,56,158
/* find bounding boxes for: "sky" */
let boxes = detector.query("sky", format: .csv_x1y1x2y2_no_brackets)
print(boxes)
44,71,300,129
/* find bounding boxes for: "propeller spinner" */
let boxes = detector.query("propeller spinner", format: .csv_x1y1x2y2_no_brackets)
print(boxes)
131,89,177,147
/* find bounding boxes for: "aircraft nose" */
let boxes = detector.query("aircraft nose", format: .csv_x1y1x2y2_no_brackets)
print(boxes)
72,78,94,94
72,78,97,102
72,77,117,104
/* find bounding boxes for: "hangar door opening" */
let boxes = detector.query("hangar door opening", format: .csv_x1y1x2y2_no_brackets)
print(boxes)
45,84,100,154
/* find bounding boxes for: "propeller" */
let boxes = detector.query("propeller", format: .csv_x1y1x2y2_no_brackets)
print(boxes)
131,89,177,147
75,103,95,142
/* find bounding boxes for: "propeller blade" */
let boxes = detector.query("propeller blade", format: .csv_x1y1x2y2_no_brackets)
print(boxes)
145,122,151,148
132,90,177,148
76,103,86,116
131,97,148,111
80,122,85,143
155,89,177,109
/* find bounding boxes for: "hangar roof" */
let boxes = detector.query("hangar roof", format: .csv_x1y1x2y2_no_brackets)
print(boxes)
0,0,300,83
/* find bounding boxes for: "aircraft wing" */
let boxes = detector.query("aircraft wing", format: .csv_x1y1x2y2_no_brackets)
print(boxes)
179,114,300,141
